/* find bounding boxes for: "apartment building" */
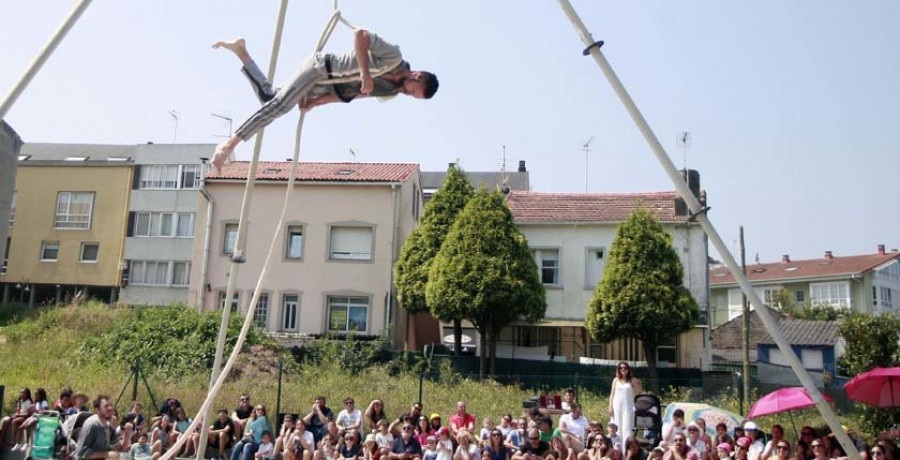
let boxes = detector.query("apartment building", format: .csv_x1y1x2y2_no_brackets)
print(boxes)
0,121,22,279
189,161,421,344
119,143,213,306
1,144,132,304
709,245,900,327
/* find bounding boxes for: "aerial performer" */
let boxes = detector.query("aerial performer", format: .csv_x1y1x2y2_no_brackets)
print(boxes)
210,29,439,170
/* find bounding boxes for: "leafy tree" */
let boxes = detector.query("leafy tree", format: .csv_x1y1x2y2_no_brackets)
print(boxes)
586,208,699,391
772,288,840,320
838,313,900,434
426,191,546,376
394,164,474,352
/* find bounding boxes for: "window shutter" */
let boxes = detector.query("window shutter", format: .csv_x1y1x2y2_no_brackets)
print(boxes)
127,212,136,237
132,165,142,189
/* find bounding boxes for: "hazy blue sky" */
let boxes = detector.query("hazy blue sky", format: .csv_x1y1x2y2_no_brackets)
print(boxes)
2,1,897,262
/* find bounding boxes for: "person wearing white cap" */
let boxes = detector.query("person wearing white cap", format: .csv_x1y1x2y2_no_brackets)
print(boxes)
741,423,763,460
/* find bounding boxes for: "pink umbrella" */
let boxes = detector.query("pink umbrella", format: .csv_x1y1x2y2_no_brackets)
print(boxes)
844,367,900,408
747,387,833,436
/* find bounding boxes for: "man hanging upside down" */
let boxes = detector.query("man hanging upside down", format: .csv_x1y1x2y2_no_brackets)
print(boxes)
210,29,439,170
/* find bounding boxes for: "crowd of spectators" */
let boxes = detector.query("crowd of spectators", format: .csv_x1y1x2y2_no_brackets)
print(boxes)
0,386,897,460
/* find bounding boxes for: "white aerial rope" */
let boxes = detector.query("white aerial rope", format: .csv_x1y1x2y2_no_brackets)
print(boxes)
163,3,363,460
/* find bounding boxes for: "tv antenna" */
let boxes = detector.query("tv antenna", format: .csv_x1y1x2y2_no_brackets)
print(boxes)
211,113,233,138
581,136,594,192
676,131,692,188
168,110,179,143
348,147,358,161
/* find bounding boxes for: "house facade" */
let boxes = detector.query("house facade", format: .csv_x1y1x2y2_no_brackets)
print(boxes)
709,246,900,327
0,144,132,304
425,189,710,368
756,319,842,387
0,121,22,279
188,161,421,344
421,160,530,202
119,143,213,306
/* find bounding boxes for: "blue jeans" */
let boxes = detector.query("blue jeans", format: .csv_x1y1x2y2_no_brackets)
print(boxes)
231,439,259,460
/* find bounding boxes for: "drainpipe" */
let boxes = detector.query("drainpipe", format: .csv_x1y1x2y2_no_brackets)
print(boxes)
386,184,398,340
198,177,215,311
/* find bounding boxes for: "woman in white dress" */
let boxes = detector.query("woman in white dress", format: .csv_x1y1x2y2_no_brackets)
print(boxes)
607,362,643,453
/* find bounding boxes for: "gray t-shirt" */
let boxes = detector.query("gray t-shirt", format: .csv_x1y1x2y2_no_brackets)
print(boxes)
73,414,119,460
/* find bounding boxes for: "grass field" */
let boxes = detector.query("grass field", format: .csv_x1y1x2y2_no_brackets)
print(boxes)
0,302,864,439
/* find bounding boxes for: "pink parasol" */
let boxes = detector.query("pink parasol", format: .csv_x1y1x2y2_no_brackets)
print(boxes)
747,387,833,436
748,387,833,418
844,367,900,408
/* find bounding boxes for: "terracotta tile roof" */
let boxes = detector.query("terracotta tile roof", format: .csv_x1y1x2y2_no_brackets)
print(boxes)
710,251,900,285
758,318,840,346
206,161,418,183
506,191,687,223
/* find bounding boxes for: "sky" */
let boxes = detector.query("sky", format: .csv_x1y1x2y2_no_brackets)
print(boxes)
2,1,898,263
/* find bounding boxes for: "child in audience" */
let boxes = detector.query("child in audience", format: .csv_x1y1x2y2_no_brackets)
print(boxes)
423,436,439,460
257,431,275,460
130,433,153,460
480,418,495,446
375,419,394,458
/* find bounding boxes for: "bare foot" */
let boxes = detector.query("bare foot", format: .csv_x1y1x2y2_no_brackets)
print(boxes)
212,38,248,60
212,141,233,173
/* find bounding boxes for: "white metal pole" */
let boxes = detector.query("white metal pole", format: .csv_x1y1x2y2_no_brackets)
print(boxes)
195,2,290,459
552,1,859,458
0,0,94,120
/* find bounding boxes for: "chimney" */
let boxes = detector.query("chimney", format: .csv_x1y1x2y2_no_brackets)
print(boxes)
518,160,527,172
824,251,833,260
878,244,886,255
781,254,791,264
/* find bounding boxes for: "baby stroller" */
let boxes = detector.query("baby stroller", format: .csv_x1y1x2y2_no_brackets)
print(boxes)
633,393,662,448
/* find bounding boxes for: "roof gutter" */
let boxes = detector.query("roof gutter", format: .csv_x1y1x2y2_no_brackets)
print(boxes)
206,179,406,187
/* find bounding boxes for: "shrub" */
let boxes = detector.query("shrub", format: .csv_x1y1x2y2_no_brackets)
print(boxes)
79,304,275,378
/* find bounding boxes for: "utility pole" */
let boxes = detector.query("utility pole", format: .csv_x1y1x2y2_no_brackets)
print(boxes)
741,226,750,413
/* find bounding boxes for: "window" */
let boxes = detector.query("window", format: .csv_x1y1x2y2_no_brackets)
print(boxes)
282,294,299,331
285,225,304,259
55,192,94,229
796,290,805,303
727,289,745,320
531,249,560,285
585,248,606,287
412,185,420,221
801,349,824,370
133,212,193,238
8,191,14,227
176,212,194,237
138,165,179,189
181,165,204,189
80,242,99,263
810,281,851,309
327,296,369,332
252,293,269,328
130,260,169,285
65,156,88,161
2,237,10,275
657,334,677,365
219,291,239,311
755,287,782,309
41,241,60,261
881,286,894,310
874,286,878,307
329,226,373,261
172,262,190,286
158,212,174,237
223,224,239,254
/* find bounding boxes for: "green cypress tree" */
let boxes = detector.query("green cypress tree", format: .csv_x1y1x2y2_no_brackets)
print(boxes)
586,207,699,390
394,164,474,351
427,191,546,376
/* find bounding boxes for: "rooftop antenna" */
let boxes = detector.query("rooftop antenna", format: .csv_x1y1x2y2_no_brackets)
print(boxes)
211,113,233,138
499,145,510,193
581,136,593,192
676,131,691,180
348,147,358,161
168,110,180,143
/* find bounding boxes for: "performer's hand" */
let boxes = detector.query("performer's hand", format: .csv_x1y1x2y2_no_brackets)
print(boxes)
360,74,374,95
